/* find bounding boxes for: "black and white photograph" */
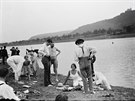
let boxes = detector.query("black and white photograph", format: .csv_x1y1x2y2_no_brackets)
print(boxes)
0,0,135,100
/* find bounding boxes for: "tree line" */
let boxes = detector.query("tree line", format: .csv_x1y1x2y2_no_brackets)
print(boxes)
1,24,135,46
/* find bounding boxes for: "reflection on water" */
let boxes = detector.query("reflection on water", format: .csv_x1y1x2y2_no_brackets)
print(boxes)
7,37,135,89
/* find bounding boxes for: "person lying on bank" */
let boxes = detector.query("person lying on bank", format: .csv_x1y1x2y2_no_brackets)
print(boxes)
93,71,112,90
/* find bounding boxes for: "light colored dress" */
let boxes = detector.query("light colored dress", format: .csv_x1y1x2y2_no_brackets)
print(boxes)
70,70,83,87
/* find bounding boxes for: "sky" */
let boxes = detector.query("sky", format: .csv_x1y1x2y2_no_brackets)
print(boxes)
0,0,135,43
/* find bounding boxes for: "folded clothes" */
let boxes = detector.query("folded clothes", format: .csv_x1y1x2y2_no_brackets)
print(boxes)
56,85,74,92
23,85,31,88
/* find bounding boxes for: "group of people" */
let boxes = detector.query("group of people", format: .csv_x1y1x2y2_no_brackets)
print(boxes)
0,46,20,65
37,38,111,93
38,39,61,86
0,38,112,100
5,39,61,83
63,39,111,94
10,47,20,56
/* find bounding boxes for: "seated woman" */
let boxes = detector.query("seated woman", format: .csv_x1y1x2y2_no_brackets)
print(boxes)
63,63,83,88
93,71,112,90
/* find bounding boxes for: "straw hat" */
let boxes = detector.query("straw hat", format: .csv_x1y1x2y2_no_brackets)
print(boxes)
57,83,63,87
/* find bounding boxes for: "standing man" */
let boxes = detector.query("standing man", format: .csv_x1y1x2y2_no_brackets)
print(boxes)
74,39,96,94
49,43,61,82
1,46,8,65
38,39,53,87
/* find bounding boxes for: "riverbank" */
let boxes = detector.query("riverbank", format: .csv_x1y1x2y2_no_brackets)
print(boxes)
0,33,135,46
0,63,135,101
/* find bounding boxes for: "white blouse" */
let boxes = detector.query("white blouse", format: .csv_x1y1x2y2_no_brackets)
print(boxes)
0,81,20,101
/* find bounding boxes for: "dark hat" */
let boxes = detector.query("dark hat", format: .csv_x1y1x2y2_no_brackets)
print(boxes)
75,39,84,45
46,39,53,43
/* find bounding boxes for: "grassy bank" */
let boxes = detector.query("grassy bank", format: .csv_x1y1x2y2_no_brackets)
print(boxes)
0,63,135,101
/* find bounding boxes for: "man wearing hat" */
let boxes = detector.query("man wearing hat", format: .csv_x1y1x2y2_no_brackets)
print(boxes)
74,38,96,94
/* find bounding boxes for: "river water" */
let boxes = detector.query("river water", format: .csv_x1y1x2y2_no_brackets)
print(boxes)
6,37,135,89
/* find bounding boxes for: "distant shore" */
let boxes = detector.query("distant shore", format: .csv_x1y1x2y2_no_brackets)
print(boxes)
0,33,135,47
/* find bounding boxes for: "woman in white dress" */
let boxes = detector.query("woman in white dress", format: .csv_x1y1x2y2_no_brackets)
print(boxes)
63,63,83,87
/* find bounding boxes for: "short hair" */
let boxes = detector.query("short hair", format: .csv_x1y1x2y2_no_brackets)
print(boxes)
71,63,77,69
24,55,29,59
33,49,39,54
55,93,68,101
75,39,84,45
0,67,9,78
46,39,53,43
4,46,6,48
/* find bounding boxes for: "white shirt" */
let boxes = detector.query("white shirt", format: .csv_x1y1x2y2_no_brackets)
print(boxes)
0,81,20,100
7,55,25,64
74,44,96,62
38,42,50,56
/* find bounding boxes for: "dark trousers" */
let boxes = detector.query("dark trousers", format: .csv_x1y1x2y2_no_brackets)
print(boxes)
91,63,94,76
42,56,51,86
91,55,96,77
78,57,93,93
2,56,6,65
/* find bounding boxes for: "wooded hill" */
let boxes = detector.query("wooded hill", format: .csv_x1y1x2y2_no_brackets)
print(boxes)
1,9,135,46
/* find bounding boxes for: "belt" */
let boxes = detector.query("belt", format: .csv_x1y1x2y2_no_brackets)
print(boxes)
0,83,4,86
78,57,92,60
